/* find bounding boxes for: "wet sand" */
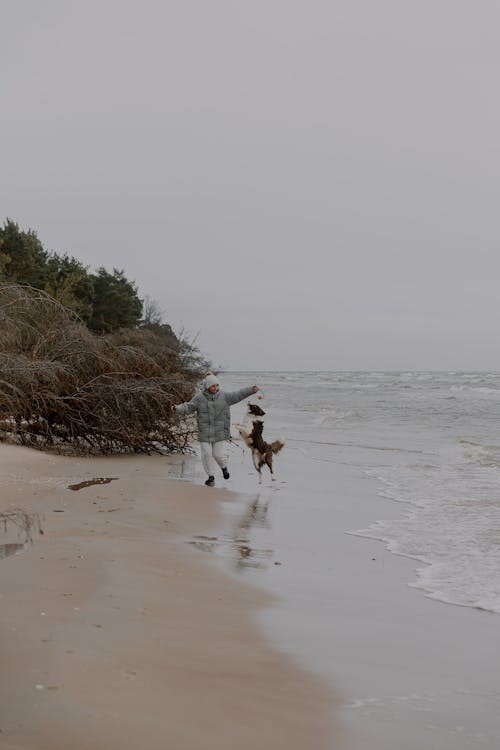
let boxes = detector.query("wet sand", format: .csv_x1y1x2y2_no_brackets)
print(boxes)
158,428,500,750
0,444,337,750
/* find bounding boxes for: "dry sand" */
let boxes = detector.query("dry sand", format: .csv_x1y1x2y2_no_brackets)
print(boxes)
0,444,337,750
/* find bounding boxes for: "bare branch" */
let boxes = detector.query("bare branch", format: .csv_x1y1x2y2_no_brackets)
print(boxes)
0,283,205,454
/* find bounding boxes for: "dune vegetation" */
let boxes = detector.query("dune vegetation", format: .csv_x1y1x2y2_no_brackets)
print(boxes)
0,221,208,454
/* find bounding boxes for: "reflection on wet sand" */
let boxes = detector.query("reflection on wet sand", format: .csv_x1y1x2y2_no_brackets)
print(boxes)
187,495,274,570
239,495,270,533
0,543,26,560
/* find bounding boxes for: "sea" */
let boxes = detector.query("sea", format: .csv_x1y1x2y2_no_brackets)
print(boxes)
216,370,500,615
168,370,500,748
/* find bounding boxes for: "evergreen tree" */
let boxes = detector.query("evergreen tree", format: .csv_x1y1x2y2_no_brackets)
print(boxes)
0,236,9,276
44,253,95,325
0,219,49,287
89,267,143,333
1,220,148,335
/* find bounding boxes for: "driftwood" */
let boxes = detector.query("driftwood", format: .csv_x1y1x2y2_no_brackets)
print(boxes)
0,283,203,453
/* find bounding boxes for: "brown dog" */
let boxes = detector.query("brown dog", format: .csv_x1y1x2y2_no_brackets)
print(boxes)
236,403,284,482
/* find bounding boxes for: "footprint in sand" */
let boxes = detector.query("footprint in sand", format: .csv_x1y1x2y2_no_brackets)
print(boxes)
121,669,137,680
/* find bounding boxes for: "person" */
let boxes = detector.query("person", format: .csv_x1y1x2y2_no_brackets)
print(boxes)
171,374,259,486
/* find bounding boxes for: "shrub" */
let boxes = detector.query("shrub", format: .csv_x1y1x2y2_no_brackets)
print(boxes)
0,283,205,454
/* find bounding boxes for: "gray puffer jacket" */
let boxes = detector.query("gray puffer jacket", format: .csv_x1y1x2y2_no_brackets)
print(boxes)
176,386,255,443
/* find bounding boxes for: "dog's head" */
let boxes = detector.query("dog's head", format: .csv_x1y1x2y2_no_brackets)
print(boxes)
248,402,266,417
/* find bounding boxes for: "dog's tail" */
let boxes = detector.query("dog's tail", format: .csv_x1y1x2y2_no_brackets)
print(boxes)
270,440,285,454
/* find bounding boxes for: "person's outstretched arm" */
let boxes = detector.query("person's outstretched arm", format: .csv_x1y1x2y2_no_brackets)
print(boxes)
225,385,259,406
171,394,201,415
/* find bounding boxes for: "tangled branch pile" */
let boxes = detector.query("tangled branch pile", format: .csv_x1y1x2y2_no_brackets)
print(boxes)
0,284,205,453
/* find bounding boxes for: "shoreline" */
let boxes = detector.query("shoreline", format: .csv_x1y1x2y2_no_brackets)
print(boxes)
165,408,500,750
0,444,338,750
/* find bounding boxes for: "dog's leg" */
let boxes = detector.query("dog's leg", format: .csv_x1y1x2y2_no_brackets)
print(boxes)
251,450,262,483
256,463,263,484
258,460,265,485
257,461,264,484
265,451,276,481
236,413,253,436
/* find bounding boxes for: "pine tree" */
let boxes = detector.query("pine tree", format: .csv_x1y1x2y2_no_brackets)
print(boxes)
44,254,95,324
0,219,49,287
89,267,143,333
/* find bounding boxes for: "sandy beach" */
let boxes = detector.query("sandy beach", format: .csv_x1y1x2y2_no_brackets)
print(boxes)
0,443,337,750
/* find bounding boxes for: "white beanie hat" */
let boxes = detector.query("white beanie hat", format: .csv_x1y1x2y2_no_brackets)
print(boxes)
204,374,220,389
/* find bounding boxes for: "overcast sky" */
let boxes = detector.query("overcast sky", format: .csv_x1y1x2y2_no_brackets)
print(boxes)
2,1,499,371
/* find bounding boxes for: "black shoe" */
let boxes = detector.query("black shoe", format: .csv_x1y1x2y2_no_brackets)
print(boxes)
222,467,230,480
205,476,215,487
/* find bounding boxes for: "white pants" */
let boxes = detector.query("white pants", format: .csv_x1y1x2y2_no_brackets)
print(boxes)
200,441,227,477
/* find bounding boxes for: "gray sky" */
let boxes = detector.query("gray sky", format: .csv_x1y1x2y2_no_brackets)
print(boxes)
2,0,499,371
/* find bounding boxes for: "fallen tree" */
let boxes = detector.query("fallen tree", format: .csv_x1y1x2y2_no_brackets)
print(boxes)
0,284,205,453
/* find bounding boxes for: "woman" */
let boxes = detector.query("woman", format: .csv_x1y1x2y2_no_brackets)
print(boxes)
171,374,259,486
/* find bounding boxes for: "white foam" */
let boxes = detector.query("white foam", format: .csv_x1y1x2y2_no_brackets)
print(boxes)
223,370,500,617
353,448,500,614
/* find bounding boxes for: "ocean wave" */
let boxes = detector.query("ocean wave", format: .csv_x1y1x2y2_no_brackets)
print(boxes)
313,408,357,425
225,370,500,617
354,457,500,615
450,384,500,398
459,441,500,469
349,520,500,615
